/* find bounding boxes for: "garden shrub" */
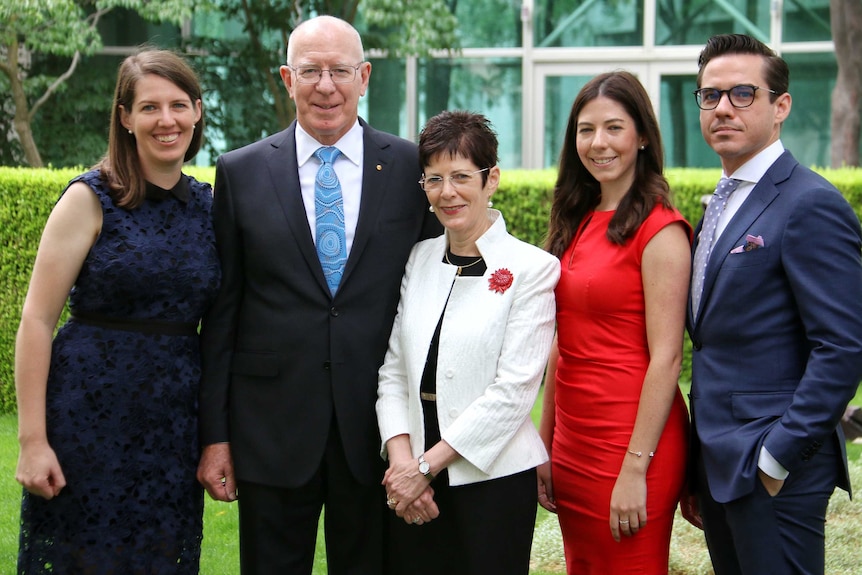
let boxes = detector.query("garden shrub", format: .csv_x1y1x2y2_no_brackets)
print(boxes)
1,166,860,413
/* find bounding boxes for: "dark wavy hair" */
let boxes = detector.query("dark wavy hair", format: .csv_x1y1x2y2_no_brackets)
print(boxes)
418,110,499,185
94,48,205,209
545,71,672,257
696,34,789,99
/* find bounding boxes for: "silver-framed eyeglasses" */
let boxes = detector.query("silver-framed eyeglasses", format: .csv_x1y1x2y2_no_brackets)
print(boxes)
287,63,363,84
419,167,490,192
692,84,778,110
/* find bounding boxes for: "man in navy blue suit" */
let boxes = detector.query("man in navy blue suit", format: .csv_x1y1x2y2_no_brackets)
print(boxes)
683,34,862,575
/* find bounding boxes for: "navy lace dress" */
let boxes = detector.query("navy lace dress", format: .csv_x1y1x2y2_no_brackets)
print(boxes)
18,170,221,574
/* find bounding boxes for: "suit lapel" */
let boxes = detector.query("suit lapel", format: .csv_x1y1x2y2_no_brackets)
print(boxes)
694,151,797,327
265,123,331,295
340,121,392,288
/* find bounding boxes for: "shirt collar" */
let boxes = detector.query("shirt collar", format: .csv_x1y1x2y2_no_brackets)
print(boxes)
724,140,785,185
145,176,189,203
295,120,363,168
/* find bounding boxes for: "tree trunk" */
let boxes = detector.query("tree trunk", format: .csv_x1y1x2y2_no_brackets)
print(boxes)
830,0,862,168
2,39,44,167
12,110,43,168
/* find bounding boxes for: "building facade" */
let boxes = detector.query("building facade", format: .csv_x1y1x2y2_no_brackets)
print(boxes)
95,0,840,170
359,0,838,169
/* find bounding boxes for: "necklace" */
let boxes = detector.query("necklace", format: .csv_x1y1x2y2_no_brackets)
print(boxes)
445,250,484,276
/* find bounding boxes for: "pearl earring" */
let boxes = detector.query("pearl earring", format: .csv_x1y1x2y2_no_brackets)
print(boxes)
128,129,133,135
487,200,493,208
428,205,435,213
193,124,196,131
639,145,645,150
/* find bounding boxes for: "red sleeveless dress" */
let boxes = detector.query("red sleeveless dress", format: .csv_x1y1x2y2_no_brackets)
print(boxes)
552,205,689,574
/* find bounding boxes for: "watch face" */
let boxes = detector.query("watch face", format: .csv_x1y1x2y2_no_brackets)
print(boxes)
419,461,431,475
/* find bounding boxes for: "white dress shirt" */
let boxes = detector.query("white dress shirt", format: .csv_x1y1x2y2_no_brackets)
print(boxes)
713,139,789,481
295,121,364,255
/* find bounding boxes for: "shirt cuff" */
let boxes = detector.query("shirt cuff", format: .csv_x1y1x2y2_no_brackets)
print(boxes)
758,446,789,480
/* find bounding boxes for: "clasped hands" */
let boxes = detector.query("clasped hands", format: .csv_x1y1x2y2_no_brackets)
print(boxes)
382,457,439,526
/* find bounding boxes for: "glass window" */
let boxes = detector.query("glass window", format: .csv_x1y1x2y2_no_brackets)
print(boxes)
99,9,180,47
543,75,591,168
660,74,718,169
533,0,643,48
418,58,522,168
365,58,407,138
659,52,838,170
781,51,836,167
782,0,831,42
455,0,522,48
655,1,770,46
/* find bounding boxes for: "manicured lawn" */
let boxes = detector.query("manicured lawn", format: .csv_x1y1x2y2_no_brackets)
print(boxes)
2,382,861,574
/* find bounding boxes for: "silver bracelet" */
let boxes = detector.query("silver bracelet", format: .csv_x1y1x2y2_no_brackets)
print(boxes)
628,449,655,458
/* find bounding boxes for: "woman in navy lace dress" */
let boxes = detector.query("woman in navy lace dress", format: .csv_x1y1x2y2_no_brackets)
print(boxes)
15,50,220,574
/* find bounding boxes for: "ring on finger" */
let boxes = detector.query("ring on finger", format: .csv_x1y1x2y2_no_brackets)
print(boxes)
619,519,630,524
412,517,421,524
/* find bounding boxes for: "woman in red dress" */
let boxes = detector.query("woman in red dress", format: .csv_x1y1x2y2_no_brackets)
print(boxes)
538,71,691,574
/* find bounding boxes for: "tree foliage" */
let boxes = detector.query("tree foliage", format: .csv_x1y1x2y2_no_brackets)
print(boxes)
0,0,196,167
188,0,458,158
361,0,459,57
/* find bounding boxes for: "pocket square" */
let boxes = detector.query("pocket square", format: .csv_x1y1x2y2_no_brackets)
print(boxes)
730,234,764,254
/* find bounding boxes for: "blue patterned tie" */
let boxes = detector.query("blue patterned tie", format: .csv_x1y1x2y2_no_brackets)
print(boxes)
691,177,740,319
314,146,346,295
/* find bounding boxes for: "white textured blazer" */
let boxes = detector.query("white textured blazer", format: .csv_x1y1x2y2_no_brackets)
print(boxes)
376,210,560,486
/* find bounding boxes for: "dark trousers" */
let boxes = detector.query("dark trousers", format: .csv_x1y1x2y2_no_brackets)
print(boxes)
697,449,840,575
387,467,538,575
236,422,386,575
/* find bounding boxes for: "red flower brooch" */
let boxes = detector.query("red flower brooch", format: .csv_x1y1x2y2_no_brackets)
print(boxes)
488,268,514,294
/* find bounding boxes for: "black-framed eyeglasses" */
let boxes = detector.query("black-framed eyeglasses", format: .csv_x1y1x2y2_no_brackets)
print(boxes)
287,64,363,84
692,84,778,110
419,168,490,192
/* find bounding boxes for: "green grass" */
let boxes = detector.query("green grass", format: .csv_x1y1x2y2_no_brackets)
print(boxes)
3,385,861,574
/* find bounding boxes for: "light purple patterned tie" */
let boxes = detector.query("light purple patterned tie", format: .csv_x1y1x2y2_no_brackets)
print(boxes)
314,146,346,295
691,177,740,319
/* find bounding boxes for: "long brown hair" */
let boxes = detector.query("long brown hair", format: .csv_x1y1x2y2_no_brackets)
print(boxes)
94,49,205,209
545,71,672,258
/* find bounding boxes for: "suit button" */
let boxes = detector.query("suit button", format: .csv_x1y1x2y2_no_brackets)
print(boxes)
692,340,702,351
323,361,331,370
445,370,454,379
330,307,339,317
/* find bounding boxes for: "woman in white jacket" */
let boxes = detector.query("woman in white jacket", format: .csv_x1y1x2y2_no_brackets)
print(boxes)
376,111,560,574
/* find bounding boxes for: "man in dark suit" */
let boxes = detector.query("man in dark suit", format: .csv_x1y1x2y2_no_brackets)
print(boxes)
683,34,862,575
196,15,441,575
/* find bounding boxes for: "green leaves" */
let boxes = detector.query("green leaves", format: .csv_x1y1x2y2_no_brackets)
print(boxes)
0,0,199,166
362,0,459,57
0,0,99,57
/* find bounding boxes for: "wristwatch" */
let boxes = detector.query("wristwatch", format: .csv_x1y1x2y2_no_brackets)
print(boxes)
418,454,434,481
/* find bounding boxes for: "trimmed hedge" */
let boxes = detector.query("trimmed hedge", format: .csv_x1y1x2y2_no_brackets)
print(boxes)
1,166,861,413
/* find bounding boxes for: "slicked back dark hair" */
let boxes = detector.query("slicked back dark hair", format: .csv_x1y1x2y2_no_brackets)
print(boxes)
696,34,789,100
418,111,499,186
